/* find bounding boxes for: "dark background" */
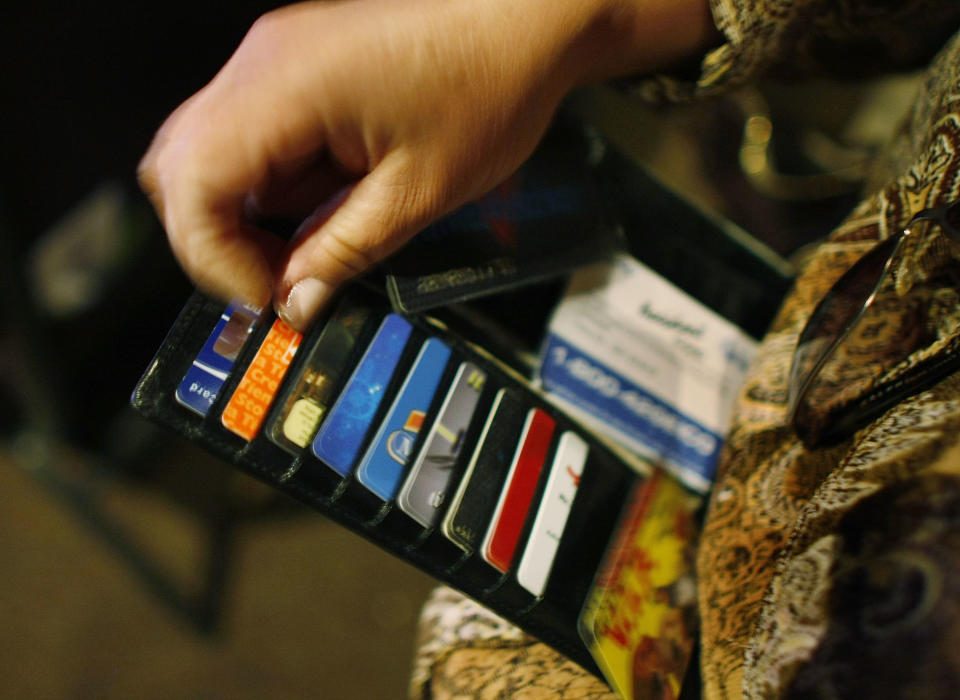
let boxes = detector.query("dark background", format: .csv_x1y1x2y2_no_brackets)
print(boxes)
0,2,287,439
2,2,272,236
0,5,437,698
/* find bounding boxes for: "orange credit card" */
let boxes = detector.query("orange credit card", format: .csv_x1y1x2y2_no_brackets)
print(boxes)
222,318,302,441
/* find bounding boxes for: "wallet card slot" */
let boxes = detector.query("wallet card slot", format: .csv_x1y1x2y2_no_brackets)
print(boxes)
172,299,262,421
348,348,465,537
263,290,387,457
237,435,299,481
310,315,422,478
289,455,350,499
353,338,455,501
221,317,301,441
502,428,561,574
367,504,426,546
512,430,590,598
202,310,272,425
439,387,527,553
410,529,469,571
481,576,536,616
480,427,580,615
132,292,225,442
166,296,230,389
330,464,399,521
398,373,497,533
517,444,638,626
445,551,504,592
478,406,557,573
132,284,648,681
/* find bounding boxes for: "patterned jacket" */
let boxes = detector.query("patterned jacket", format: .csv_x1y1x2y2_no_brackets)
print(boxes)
412,3,960,698
691,2,960,697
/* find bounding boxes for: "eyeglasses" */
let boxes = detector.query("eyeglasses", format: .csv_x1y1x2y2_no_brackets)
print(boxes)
788,201,960,447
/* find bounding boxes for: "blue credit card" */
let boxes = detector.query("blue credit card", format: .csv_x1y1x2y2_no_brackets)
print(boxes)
312,313,413,476
175,302,261,416
355,338,452,501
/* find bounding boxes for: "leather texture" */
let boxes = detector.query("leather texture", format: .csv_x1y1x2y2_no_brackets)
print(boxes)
131,288,643,677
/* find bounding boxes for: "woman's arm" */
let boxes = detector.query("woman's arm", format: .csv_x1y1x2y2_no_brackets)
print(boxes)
138,0,718,330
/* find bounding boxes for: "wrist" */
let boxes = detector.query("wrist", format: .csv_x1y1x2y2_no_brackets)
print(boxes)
551,0,721,89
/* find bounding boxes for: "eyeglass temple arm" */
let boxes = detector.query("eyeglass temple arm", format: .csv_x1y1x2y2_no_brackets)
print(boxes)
906,203,960,240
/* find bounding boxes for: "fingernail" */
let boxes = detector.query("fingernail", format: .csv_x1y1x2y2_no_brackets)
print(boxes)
275,278,334,331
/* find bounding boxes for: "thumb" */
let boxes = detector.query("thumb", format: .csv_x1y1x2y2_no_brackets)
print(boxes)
273,158,440,331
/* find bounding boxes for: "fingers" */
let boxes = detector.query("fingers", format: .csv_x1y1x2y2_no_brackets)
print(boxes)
275,154,440,330
138,67,327,309
246,154,356,220
140,156,279,309
138,0,587,330
166,196,284,309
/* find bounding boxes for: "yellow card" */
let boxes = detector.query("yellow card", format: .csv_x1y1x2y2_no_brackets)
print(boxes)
579,470,701,699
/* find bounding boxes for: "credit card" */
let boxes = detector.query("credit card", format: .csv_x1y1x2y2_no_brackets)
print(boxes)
515,431,587,596
397,362,487,527
383,120,622,313
176,302,260,416
312,313,413,476
441,388,526,552
577,471,699,700
354,338,452,500
222,318,302,440
481,407,556,572
265,295,373,454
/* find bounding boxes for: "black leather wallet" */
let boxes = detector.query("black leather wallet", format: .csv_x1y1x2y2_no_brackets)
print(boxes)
129,117,793,680
131,284,643,676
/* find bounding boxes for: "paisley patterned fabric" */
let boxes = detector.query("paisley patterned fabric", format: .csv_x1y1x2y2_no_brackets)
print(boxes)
638,0,960,101
699,27,960,700
410,587,617,699
413,3,960,699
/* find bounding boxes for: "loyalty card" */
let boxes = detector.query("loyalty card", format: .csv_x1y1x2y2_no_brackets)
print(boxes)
176,302,260,416
312,313,413,476
397,362,487,527
516,431,587,596
539,253,758,492
578,471,699,700
481,408,557,573
265,296,373,454
354,338,452,501
442,388,526,552
221,318,302,440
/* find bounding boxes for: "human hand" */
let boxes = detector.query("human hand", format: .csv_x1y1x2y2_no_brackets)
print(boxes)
139,0,716,331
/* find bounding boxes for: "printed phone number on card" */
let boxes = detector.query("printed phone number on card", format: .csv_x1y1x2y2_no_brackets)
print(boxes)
545,342,718,458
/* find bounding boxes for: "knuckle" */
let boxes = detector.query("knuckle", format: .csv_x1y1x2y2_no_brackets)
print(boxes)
398,179,443,225
247,11,274,37
246,8,288,45
320,228,376,279
377,170,446,241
